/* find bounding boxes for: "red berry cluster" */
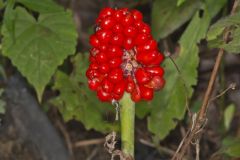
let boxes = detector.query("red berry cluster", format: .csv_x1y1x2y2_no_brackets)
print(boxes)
86,7,165,102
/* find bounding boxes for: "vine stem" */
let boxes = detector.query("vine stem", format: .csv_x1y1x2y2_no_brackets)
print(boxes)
119,93,135,158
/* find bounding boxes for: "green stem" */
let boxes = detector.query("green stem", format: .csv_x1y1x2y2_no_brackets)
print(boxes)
119,93,135,158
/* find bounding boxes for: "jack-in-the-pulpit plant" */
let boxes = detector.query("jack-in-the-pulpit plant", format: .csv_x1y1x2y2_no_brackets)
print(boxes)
86,7,165,102
86,7,165,158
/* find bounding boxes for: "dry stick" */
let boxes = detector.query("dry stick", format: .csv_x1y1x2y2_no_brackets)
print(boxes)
74,138,105,147
171,1,240,159
199,0,239,121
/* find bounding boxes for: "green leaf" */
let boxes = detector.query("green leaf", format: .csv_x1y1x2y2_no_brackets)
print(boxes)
17,0,63,13
224,104,235,131
207,13,240,41
145,0,226,140
1,7,77,101
51,54,117,133
207,12,240,54
3,0,16,40
177,0,186,6
222,137,240,157
151,0,201,40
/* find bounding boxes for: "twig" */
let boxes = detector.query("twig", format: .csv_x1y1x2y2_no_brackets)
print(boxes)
198,0,239,120
139,139,175,156
139,139,188,160
74,138,105,147
171,1,240,159
55,117,75,160
86,147,99,160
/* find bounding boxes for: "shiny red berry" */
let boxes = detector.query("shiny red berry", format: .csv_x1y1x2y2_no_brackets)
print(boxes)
113,81,126,95
95,52,108,63
124,26,137,37
108,68,123,83
134,33,149,45
112,24,124,33
111,33,124,46
97,88,111,102
109,57,122,68
123,37,134,50
135,68,151,84
96,30,112,44
88,79,100,91
145,76,165,91
126,77,135,93
146,67,164,76
99,7,114,19
122,14,134,26
131,9,143,21
131,87,141,102
139,85,153,100
102,78,114,93
89,35,100,47
100,17,115,29
99,63,110,73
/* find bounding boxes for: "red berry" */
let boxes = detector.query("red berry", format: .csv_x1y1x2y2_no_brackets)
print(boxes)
112,24,124,33
86,69,100,80
89,63,98,70
134,33,149,45
139,85,153,100
131,87,141,102
151,53,164,65
111,33,124,46
113,9,125,21
99,44,108,51
119,8,129,15
123,37,134,50
131,9,143,21
89,35,100,47
146,67,164,76
122,14,134,26
124,26,137,37
136,50,157,65
90,48,100,56
99,7,114,19
89,56,96,63
135,68,151,84
100,17,115,29
139,23,151,34
108,68,123,83
108,46,123,58
109,57,122,68
112,93,123,101
113,81,126,95
88,79,100,91
95,52,108,63
99,63,110,73
137,40,157,52
97,88,111,102
102,78,114,93
126,77,135,93
96,30,112,44
145,76,165,91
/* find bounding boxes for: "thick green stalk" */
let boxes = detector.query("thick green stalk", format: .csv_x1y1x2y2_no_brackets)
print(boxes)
119,93,135,158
